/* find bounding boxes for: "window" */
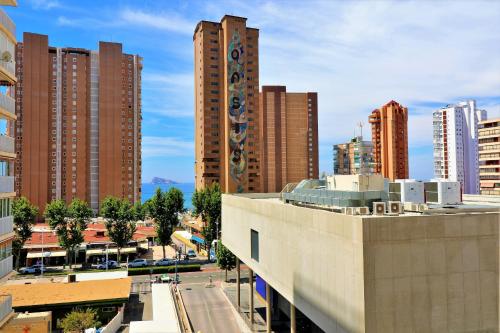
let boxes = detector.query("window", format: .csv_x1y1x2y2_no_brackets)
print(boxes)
251,229,259,262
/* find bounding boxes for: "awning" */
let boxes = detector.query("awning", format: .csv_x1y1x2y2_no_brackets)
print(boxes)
191,235,205,244
85,247,137,256
27,250,67,259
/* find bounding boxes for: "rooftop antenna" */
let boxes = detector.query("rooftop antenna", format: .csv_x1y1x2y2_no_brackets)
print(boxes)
357,121,364,139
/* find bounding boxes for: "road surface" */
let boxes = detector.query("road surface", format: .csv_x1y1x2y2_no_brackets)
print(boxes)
179,283,242,333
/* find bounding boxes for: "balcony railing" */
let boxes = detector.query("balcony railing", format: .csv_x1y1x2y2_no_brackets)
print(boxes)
0,176,13,193
0,135,14,155
0,294,12,322
0,216,12,237
0,60,14,80
0,93,14,117
0,9,15,38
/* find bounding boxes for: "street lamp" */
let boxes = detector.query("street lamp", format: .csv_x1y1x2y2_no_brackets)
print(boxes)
105,244,109,271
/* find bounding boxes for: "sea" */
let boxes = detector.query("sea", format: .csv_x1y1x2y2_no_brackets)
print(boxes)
141,183,195,211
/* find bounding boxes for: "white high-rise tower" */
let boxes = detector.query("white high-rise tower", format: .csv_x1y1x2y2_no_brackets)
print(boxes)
433,100,487,194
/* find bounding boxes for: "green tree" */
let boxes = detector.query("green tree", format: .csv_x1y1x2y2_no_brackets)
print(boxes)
12,197,38,270
216,240,236,282
148,188,184,258
192,183,221,262
45,199,92,268
132,201,146,221
100,196,136,263
58,308,101,333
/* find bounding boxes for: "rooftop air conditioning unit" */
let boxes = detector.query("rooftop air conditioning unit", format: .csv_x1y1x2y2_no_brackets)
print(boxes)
373,202,386,216
346,207,355,215
340,207,347,215
357,206,369,215
388,201,403,215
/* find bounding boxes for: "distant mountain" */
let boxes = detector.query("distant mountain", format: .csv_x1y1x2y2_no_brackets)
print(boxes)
150,177,179,185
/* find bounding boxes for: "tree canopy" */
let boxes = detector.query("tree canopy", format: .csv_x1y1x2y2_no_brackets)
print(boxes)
12,197,38,270
216,240,236,282
148,187,184,258
45,199,93,267
100,196,136,263
58,308,101,333
192,183,221,261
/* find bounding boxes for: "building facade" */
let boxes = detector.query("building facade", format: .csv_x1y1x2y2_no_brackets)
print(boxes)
478,117,500,195
369,100,409,181
222,192,500,333
194,15,260,193
15,33,142,211
0,2,17,279
259,86,318,192
333,136,373,175
432,100,486,194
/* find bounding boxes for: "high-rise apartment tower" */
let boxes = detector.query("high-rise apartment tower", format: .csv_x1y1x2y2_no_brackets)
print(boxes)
259,86,318,192
369,100,409,181
432,100,486,194
0,0,17,279
333,136,374,175
15,33,142,211
194,16,260,193
478,118,500,195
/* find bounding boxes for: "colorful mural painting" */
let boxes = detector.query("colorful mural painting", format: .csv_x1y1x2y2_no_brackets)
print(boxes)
227,29,247,193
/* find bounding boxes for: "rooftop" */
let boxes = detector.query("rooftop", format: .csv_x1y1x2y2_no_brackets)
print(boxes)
0,278,131,308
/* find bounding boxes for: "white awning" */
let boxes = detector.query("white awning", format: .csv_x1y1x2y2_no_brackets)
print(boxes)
27,250,67,259
86,247,137,256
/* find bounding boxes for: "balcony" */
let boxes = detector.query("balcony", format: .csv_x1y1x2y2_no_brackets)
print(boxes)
0,92,14,119
0,216,12,238
0,9,14,41
0,175,13,193
0,135,14,158
0,0,16,6
0,255,11,279
0,294,12,323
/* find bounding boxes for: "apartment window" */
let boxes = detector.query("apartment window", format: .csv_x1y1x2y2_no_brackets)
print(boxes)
251,229,259,262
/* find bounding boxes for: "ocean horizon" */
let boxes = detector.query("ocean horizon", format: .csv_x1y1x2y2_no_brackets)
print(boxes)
141,182,195,210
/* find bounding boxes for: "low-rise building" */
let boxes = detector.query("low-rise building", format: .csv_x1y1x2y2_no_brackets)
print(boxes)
221,178,500,332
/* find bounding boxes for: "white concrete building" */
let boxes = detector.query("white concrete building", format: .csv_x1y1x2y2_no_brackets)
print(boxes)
433,100,487,194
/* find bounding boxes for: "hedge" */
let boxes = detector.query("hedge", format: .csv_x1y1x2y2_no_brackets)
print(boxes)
127,264,201,276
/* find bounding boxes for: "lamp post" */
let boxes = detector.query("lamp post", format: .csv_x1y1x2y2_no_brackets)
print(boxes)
40,229,44,277
105,244,109,271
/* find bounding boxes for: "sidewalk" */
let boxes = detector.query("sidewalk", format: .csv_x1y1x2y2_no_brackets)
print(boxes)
221,280,269,332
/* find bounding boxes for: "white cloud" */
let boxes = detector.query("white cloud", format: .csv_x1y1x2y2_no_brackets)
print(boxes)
119,8,194,35
27,0,60,10
142,136,194,158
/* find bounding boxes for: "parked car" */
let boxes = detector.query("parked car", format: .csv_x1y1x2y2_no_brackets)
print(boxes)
187,249,197,258
19,265,46,274
160,273,180,284
96,260,118,269
154,258,173,266
128,259,149,268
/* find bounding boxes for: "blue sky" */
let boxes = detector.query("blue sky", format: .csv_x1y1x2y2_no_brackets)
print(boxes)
7,0,500,183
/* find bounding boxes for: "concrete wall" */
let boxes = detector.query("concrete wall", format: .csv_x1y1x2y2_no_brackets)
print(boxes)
363,213,498,332
222,195,366,333
222,194,500,333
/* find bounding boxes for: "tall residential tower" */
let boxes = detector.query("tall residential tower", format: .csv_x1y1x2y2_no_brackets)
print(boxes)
259,86,318,192
0,1,17,279
369,100,409,180
432,100,486,194
194,16,260,193
15,33,142,211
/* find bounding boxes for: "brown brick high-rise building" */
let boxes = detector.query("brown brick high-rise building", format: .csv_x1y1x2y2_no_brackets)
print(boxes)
15,33,142,211
369,100,409,180
194,15,260,193
259,86,318,192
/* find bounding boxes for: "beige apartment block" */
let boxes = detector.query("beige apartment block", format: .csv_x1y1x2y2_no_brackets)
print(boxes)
479,118,500,195
222,193,500,333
